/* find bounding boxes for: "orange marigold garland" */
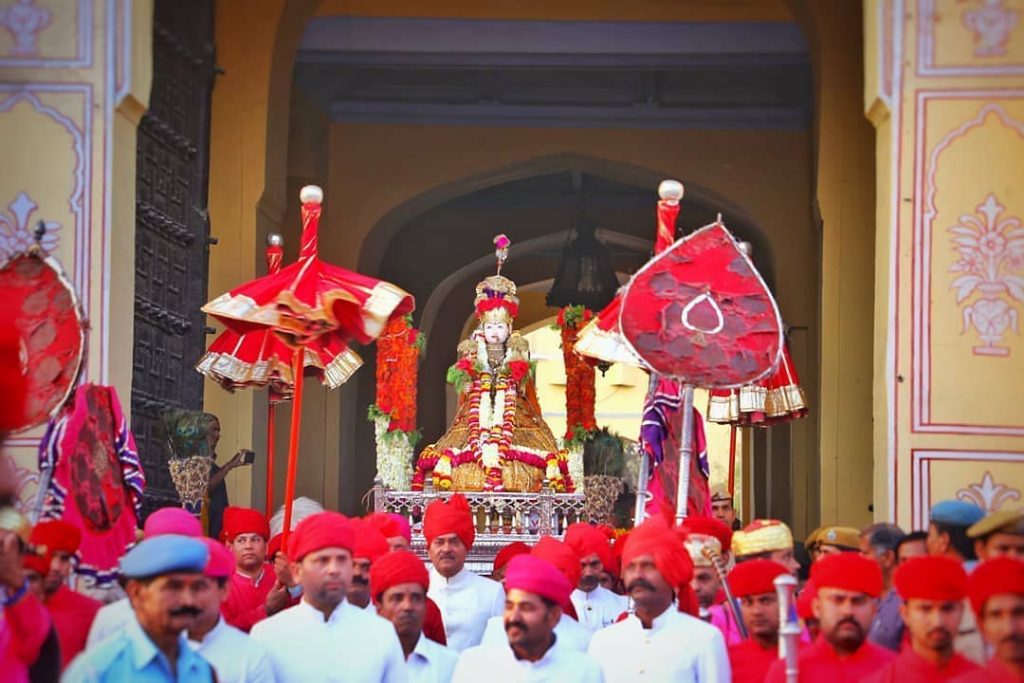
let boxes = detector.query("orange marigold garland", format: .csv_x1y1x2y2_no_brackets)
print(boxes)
370,315,423,488
555,305,597,447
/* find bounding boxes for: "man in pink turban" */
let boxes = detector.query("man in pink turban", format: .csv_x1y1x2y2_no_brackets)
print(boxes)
452,555,603,682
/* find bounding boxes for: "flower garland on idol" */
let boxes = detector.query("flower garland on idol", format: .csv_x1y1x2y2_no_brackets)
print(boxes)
411,234,574,493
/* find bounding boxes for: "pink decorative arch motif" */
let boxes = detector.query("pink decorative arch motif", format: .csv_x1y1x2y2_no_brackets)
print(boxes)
956,470,1021,511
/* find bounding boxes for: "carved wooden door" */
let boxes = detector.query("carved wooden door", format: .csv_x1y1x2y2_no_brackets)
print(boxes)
132,0,215,519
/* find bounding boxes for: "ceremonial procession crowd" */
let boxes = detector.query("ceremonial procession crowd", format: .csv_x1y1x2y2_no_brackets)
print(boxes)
1,471,1022,682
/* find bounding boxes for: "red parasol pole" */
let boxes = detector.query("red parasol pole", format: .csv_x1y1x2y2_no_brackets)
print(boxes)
280,348,305,550
264,234,284,519
727,424,737,498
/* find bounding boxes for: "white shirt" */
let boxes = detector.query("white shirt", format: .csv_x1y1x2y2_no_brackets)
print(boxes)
480,613,592,652
187,616,275,683
85,597,133,648
250,598,407,682
427,565,505,652
587,607,730,683
571,587,628,632
406,633,459,683
452,637,604,683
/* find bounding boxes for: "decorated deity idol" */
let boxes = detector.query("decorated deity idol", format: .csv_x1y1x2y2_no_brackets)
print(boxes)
413,235,573,493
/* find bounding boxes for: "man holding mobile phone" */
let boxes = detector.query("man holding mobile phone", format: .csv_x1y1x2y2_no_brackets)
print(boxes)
205,415,255,540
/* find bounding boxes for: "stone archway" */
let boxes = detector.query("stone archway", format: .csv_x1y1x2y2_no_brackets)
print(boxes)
342,161,785,514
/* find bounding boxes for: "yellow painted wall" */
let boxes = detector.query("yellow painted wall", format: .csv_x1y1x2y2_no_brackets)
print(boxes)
1,0,152,514
865,0,1024,528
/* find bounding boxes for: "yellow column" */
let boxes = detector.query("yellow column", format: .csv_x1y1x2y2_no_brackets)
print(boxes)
791,0,879,531
867,0,1024,527
0,0,151,510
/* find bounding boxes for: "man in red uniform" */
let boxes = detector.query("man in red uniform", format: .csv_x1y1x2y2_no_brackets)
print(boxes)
765,552,896,682
950,556,1024,682
221,505,290,631
726,559,789,683
864,556,979,682
24,520,101,669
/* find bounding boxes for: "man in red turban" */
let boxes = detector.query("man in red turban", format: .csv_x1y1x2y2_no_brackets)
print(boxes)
726,559,790,683
863,556,979,682
424,494,504,652
490,541,530,585
564,522,628,632
948,556,1024,682
452,555,604,683
588,517,730,681
766,552,896,682
371,550,458,682
348,518,389,610
365,512,412,551
24,520,101,669
249,511,406,681
221,506,291,632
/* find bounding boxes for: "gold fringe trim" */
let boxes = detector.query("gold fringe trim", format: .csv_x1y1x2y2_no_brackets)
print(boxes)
196,346,363,394
574,323,647,368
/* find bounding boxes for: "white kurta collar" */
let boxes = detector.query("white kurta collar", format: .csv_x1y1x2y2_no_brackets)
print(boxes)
296,596,349,624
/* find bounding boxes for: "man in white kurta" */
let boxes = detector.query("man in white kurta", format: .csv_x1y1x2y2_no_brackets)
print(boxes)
370,549,459,683
452,554,604,683
189,616,273,683
187,538,274,683
588,517,730,683
480,610,592,652
249,511,407,682
564,523,628,632
571,586,628,632
423,494,504,651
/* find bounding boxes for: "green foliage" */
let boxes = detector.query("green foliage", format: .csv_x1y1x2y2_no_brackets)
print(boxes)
562,424,595,450
582,427,628,478
381,428,422,449
446,364,471,394
561,304,590,329
161,409,215,460
367,403,390,423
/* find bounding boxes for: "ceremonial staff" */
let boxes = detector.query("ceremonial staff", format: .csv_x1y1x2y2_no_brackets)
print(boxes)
774,573,800,683
700,545,748,640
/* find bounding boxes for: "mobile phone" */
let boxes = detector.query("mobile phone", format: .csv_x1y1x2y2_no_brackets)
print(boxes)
241,449,255,465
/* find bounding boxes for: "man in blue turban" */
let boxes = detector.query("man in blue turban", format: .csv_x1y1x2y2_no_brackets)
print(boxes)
64,534,216,682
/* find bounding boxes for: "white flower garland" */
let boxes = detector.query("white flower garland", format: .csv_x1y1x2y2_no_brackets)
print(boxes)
374,415,413,489
566,443,585,493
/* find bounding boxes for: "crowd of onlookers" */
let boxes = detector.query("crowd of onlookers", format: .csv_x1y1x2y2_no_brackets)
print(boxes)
1,473,1021,682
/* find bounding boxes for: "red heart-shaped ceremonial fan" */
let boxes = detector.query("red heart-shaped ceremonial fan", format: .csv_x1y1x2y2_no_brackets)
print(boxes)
619,220,782,388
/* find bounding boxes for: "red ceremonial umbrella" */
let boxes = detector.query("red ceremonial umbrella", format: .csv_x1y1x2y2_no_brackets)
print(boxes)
197,236,364,517
576,182,785,524
202,186,414,545
618,214,784,524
